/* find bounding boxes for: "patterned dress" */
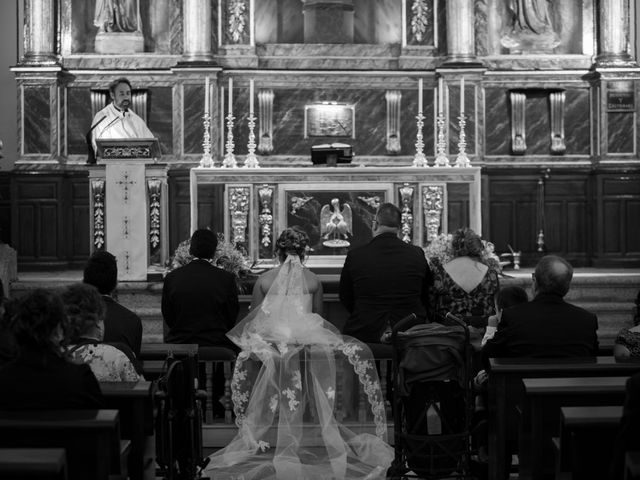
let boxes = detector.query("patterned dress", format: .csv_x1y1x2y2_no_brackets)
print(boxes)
429,257,500,327
615,328,640,357
68,342,141,382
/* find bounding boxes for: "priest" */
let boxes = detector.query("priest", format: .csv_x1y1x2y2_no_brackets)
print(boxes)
87,77,154,163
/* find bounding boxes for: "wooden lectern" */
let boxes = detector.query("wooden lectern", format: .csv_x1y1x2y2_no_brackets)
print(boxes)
88,138,168,281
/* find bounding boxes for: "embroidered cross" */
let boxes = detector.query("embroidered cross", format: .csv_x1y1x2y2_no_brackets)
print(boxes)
116,171,136,203
122,216,130,238
123,251,131,272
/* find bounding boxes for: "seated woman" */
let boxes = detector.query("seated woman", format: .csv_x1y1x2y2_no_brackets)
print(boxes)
62,283,141,382
205,227,393,480
429,228,500,342
0,288,104,409
613,289,640,360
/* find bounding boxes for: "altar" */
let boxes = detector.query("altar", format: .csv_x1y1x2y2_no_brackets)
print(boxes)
190,166,481,267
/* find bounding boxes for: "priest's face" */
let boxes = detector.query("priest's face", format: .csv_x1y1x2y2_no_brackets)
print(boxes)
111,82,132,111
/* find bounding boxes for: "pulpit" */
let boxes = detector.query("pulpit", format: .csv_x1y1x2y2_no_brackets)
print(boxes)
88,138,168,281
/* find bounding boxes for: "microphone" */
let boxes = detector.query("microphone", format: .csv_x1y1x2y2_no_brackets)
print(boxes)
85,115,107,165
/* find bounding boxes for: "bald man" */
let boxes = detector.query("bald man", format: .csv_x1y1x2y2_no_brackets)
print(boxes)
482,255,598,362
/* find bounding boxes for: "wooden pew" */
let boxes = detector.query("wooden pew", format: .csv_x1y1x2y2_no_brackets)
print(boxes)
0,409,128,480
522,376,628,480
626,451,640,480
139,343,198,361
487,357,640,480
100,380,153,480
0,448,67,479
556,405,622,480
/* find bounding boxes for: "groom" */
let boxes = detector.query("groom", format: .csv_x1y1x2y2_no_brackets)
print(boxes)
339,202,433,343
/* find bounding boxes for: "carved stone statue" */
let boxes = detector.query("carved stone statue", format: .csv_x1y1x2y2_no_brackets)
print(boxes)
320,198,352,248
93,0,144,54
501,0,560,53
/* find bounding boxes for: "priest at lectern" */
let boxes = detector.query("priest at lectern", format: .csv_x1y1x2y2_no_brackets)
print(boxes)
87,77,154,163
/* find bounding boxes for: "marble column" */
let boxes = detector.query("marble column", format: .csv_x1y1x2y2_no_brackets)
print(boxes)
444,0,476,64
258,89,274,154
385,91,402,154
596,0,633,66
182,0,215,63
23,0,57,64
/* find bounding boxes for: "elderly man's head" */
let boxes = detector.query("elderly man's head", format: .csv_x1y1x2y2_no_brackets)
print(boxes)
533,255,573,297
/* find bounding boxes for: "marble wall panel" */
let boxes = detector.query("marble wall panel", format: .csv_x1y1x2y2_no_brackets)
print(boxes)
524,94,550,155
448,84,476,155
405,0,434,46
484,88,510,155
400,89,435,156
255,0,278,43
278,0,304,43
24,86,51,155
608,112,635,154
270,89,388,157
475,0,489,56
564,89,590,155
170,0,183,54
67,88,92,155
148,87,173,155
183,85,205,155
230,88,250,158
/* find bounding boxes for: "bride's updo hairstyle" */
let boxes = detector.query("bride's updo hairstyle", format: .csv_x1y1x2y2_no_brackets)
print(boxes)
276,227,310,263
451,227,484,259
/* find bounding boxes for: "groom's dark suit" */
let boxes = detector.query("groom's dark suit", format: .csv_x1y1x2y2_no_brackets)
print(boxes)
162,259,239,348
339,232,433,343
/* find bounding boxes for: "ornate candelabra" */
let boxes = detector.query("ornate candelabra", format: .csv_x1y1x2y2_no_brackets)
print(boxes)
222,112,237,168
434,111,450,167
455,113,471,168
243,114,260,168
412,111,428,167
199,112,214,168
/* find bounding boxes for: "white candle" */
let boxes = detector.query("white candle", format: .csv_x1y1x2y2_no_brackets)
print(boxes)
249,79,254,116
418,78,423,114
460,76,465,114
228,77,233,115
204,76,209,115
438,77,444,115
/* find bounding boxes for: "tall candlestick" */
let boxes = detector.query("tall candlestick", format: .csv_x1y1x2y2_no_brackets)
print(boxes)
460,76,465,114
249,79,254,116
418,78,423,114
228,77,233,114
438,77,444,115
204,76,209,115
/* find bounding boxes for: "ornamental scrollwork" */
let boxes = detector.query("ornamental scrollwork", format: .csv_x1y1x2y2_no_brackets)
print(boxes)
411,0,429,43
422,185,445,242
258,186,274,248
228,0,248,44
229,186,250,245
147,179,162,250
399,185,415,243
91,179,105,250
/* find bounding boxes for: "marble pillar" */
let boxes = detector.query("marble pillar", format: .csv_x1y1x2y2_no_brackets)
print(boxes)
258,89,274,154
444,0,477,64
182,0,215,63
23,0,57,64
597,0,634,66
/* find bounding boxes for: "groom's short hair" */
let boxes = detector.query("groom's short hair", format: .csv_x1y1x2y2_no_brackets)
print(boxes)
190,229,218,259
376,203,401,228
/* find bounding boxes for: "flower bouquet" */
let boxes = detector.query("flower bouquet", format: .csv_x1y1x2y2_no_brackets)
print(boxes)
424,232,503,273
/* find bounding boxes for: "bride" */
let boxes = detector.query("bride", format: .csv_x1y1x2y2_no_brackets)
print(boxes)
204,227,393,480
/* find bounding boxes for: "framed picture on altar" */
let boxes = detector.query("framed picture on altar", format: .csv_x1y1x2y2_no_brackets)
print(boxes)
304,103,355,138
277,183,393,267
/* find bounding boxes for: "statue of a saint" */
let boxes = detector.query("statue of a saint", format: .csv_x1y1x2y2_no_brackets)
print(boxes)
94,0,140,33
501,0,560,53
320,198,352,248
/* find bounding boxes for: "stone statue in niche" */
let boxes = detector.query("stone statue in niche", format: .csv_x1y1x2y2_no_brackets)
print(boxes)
501,0,560,53
94,0,144,54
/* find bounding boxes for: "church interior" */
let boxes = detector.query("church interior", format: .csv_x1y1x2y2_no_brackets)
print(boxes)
1,0,640,479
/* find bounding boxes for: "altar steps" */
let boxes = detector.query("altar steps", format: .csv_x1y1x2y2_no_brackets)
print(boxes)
9,268,640,348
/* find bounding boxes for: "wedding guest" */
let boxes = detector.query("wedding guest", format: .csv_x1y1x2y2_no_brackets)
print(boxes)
162,229,239,348
429,228,500,339
0,288,104,409
483,255,598,362
481,285,529,347
613,289,640,360
339,202,432,343
62,283,141,382
83,250,142,358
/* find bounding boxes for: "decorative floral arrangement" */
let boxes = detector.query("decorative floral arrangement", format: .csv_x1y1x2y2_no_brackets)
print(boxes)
168,233,253,288
424,232,502,273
